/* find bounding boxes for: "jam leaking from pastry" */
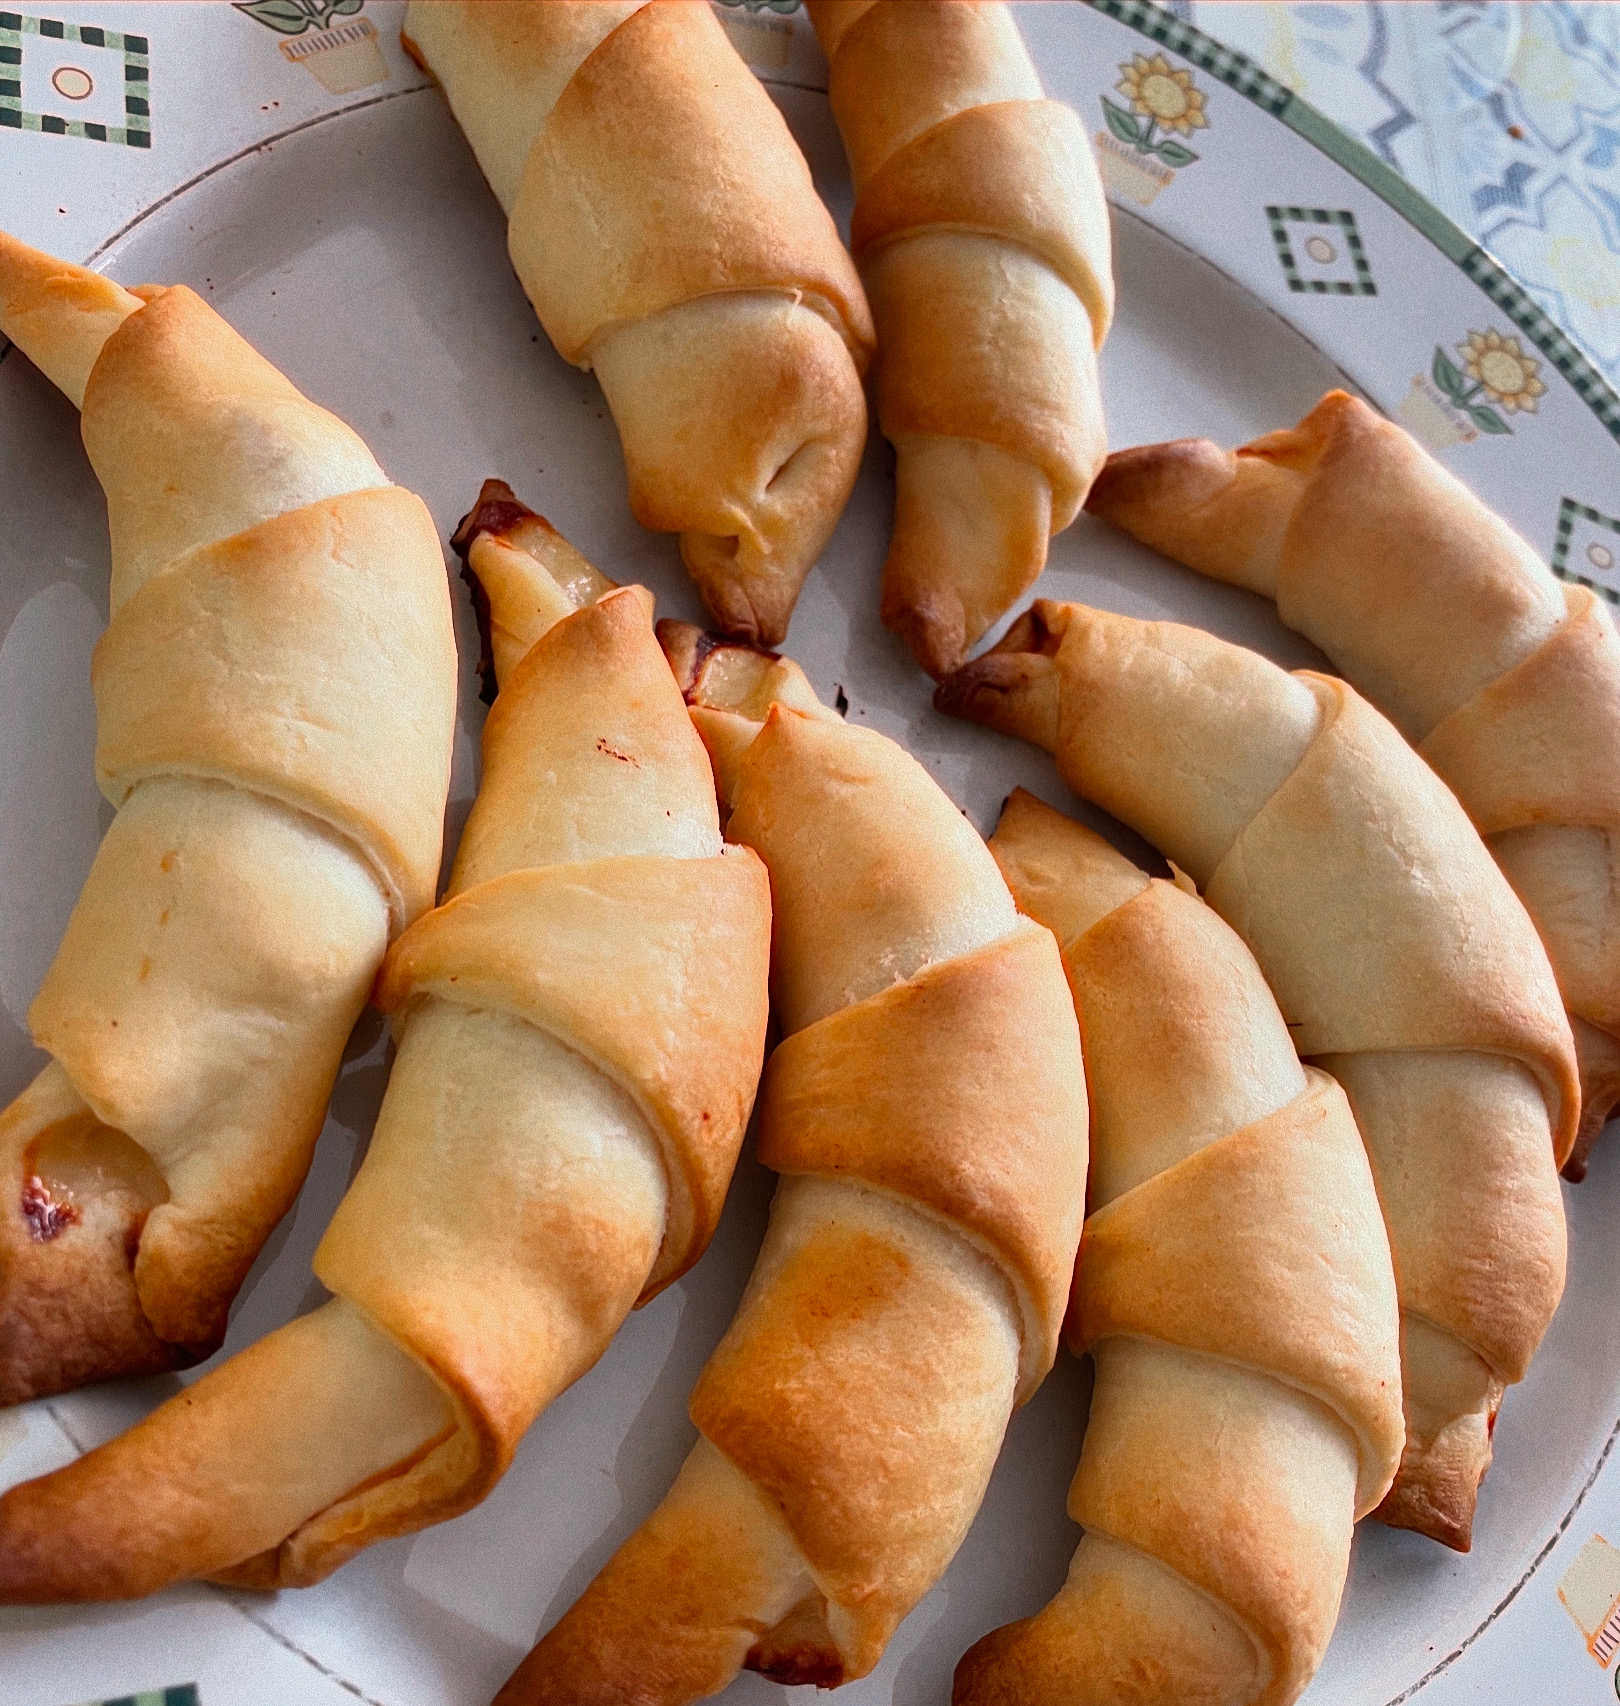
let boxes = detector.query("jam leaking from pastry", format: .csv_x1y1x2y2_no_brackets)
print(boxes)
451,477,618,705
657,618,752,702
451,477,532,707
20,1175,78,1242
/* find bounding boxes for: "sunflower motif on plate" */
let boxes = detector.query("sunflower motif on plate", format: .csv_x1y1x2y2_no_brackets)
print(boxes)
1100,52,1207,169
1459,329,1548,416
1425,327,1546,438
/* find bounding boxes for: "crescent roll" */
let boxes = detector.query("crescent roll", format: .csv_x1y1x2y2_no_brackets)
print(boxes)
955,789,1402,1706
808,0,1112,678
499,635,1088,1701
0,490,772,1600
402,0,875,644
1087,391,1620,1178
938,600,1575,1551
0,233,456,1405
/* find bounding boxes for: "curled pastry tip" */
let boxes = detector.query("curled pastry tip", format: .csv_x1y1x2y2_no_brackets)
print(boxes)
449,477,546,562
0,229,145,408
934,604,1064,751
0,1463,163,1603
449,478,617,700
881,582,968,684
682,541,801,652
1084,434,1234,526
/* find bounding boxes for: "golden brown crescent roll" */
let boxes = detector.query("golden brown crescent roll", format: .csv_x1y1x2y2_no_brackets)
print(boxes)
955,789,1402,1706
1087,390,1620,1179
402,0,874,644
938,600,1575,1551
0,492,772,1601
0,232,456,1405
807,0,1112,678
499,635,1088,1702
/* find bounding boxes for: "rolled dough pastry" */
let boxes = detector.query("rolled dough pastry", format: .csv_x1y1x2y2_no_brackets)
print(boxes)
0,232,456,1406
809,0,1112,678
499,631,1088,1701
939,599,1575,1550
0,490,771,1598
402,0,875,645
955,789,1402,1706
1088,390,1620,1179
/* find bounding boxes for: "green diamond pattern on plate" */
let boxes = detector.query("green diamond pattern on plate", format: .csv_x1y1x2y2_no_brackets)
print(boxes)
72,1687,198,1706
1552,498,1620,605
1266,206,1376,296
0,11,150,146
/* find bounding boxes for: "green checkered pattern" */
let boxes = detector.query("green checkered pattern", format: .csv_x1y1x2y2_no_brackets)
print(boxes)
1087,0,1291,114
1266,206,1376,296
81,1688,197,1706
1460,249,1620,443
1551,497,1620,605
0,11,149,147
1085,0,1620,447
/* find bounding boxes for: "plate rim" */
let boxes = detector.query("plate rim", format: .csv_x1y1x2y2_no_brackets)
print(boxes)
4,7,1618,1702
1083,0,1620,459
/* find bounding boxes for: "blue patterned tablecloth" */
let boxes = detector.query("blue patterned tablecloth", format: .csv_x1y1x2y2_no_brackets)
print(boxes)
1184,1,1620,387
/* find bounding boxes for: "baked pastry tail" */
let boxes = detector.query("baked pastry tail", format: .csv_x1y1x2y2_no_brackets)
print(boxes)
404,0,874,646
1087,389,1620,1178
939,600,1573,1551
500,626,1088,1701
811,0,1113,677
0,231,457,1406
953,791,1403,1706
0,497,770,1599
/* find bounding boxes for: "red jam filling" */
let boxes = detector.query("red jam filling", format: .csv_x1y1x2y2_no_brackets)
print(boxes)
21,1175,79,1241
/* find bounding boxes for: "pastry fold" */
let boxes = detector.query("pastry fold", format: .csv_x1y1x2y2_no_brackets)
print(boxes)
403,0,874,643
809,0,1112,677
938,600,1573,1551
1087,390,1620,1176
0,233,456,1402
0,500,771,1600
500,639,1087,1702
956,791,1401,1706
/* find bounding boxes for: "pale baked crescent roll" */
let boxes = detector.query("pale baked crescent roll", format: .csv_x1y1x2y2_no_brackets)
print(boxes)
1088,390,1620,1179
939,600,1575,1551
499,635,1088,1701
808,0,1112,678
0,490,771,1599
0,232,456,1405
955,789,1402,1706
402,0,875,645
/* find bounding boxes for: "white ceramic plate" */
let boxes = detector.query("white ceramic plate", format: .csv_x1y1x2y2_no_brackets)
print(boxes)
4,5,1620,1704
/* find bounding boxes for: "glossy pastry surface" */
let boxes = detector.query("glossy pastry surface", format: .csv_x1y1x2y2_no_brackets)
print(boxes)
0,231,457,1406
499,632,1088,1702
1087,390,1620,1178
939,599,1574,1550
955,789,1401,1706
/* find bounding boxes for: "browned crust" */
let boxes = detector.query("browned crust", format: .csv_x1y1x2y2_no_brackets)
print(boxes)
1565,1017,1620,1181
0,1076,196,1408
745,1596,846,1686
1373,1410,1495,1553
398,23,429,78
758,925,1086,1387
